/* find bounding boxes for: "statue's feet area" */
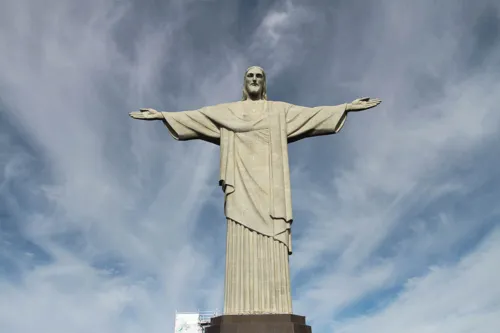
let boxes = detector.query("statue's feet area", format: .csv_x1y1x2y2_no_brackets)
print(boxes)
205,314,311,333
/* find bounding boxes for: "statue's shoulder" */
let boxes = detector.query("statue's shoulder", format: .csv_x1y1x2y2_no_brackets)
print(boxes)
209,101,238,108
267,100,292,110
214,100,284,108
201,101,240,114
209,100,291,110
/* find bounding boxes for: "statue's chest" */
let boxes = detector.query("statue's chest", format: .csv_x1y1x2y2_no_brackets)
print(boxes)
240,102,266,121
223,101,278,132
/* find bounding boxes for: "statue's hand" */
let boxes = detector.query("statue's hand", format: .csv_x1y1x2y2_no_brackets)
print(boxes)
347,97,382,112
129,108,163,120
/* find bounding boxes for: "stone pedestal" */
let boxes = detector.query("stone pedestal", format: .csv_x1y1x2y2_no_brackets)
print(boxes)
204,314,312,333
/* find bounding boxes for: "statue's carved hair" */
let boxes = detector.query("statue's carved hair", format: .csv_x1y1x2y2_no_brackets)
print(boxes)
242,66,268,101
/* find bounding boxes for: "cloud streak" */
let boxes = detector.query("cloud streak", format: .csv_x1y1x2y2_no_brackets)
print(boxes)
0,0,499,332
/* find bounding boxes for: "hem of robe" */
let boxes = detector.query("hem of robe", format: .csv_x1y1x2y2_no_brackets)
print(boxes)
225,216,293,255
161,119,180,140
335,106,348,133
221,181,293,254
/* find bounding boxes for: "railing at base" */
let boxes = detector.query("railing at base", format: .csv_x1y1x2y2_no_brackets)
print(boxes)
198,309,219,331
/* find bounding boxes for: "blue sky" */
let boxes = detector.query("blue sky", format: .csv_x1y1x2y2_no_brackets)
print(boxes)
1,0,500,332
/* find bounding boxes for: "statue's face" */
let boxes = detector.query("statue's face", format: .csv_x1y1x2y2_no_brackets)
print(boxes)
245,67,264,99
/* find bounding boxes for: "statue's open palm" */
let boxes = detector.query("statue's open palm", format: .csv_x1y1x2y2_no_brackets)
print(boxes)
348,97,382,112
129,108,163,120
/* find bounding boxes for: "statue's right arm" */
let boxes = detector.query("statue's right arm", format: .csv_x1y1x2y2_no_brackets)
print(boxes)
129,107,220,144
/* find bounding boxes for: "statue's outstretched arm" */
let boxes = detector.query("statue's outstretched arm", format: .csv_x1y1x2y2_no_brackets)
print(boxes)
285,97,382,143
129,107,220,144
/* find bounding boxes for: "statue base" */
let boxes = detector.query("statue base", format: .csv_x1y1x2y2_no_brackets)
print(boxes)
204,314,312,333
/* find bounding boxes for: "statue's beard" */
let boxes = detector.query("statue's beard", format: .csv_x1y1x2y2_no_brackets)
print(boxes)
247,85,261,96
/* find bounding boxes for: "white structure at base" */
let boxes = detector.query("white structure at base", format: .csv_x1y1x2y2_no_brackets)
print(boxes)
174,310,219,333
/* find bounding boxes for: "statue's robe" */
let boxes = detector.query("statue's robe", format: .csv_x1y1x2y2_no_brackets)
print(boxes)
161,100,347,314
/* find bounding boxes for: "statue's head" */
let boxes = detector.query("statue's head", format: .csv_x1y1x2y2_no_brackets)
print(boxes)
242,66,267,101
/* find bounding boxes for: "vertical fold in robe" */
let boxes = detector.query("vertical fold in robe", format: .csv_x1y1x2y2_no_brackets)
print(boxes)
219,128,235,197
224,219,292,315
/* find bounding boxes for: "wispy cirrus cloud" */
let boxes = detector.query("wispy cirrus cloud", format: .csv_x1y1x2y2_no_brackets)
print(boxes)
1,0,499,332
332,228,500,333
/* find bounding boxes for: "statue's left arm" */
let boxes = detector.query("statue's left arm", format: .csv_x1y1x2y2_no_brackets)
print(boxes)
285,97,381,143
286,103,347,143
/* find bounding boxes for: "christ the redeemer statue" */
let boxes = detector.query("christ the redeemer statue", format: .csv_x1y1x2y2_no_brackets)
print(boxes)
129,66,381,315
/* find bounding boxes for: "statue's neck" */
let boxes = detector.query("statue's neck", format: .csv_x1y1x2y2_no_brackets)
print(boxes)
246,93,264,101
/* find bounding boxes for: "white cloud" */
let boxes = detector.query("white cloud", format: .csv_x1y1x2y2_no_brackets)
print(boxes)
0,0,230,331
332,227,500,333
250,0,318,74
286,0,500,329
1,0,499,332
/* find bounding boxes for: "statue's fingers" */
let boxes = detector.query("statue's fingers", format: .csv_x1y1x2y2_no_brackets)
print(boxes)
129,112,144,119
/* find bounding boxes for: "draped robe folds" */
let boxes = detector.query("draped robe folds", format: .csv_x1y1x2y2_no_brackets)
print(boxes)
161,100,347,314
